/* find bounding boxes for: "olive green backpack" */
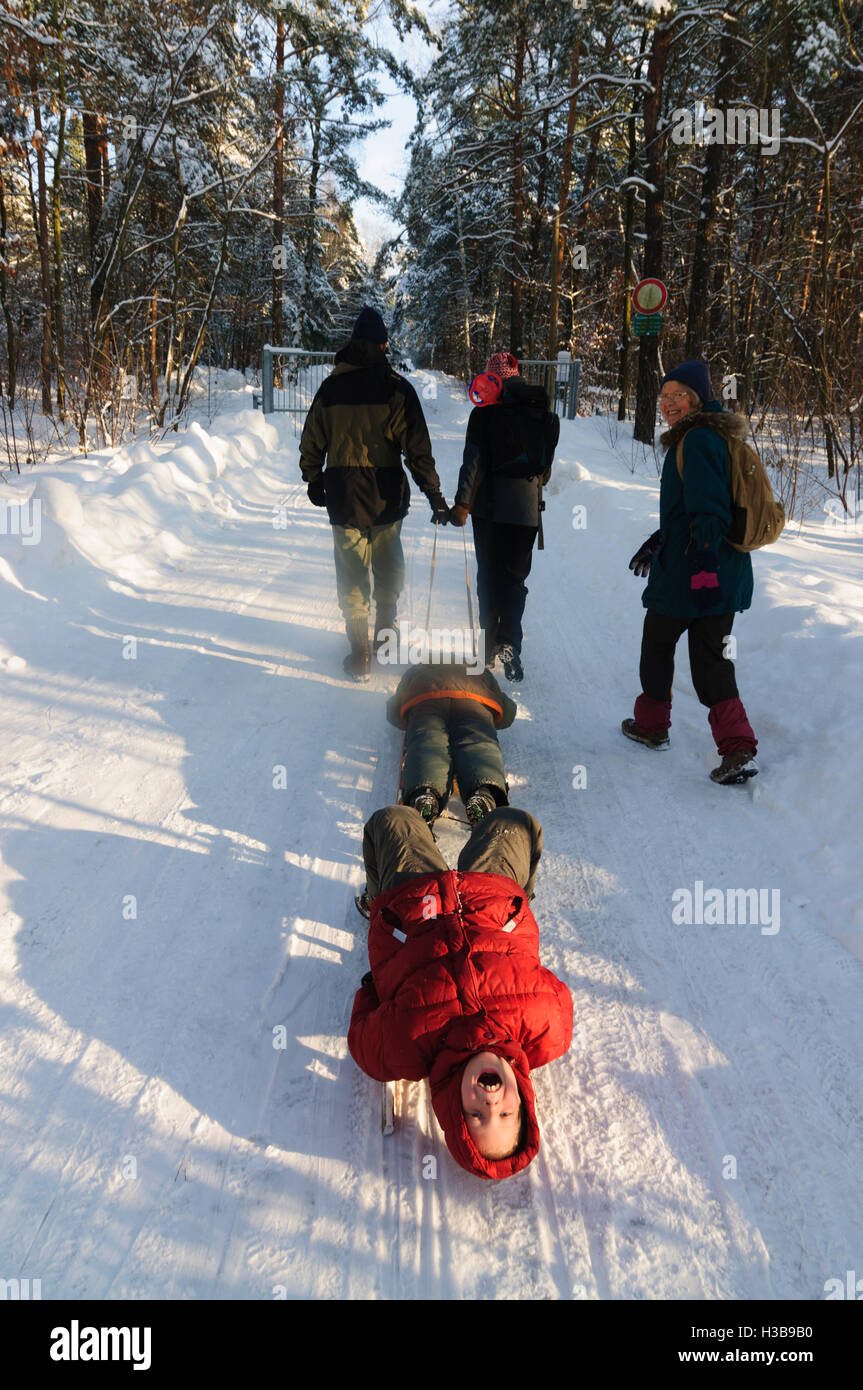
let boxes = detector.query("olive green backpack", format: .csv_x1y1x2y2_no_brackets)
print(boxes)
675,432,785,552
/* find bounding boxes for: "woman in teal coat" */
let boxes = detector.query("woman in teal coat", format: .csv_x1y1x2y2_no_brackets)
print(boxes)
623,361,758,784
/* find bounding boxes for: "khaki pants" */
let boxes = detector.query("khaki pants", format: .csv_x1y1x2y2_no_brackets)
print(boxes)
332,521,405,623
363,805,543,902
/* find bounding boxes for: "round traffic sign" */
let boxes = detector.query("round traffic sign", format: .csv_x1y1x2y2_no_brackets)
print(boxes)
633,278,668,313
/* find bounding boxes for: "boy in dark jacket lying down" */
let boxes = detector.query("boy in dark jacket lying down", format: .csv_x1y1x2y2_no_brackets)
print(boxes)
348,804,573,1181
386,663,517,824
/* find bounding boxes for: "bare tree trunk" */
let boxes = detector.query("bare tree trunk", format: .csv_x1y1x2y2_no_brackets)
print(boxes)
82,104,108,325
51,0,68,422
150,287,159,414
549,40,580,360
684,28,734,358
618,32,648,420
298,104,322,348
0,172,16,406
634,20,671,445
454,188,472,381
272,9,285,362
28,44,54,416
508,12,527,353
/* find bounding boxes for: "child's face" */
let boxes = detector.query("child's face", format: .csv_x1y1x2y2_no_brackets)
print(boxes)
461,1051,522,1159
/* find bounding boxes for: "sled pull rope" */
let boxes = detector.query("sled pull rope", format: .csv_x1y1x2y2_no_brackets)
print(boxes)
424,519,439,632
462,524,477,658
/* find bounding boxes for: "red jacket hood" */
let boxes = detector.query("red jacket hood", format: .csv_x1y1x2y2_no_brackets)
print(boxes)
429,1021,540,1180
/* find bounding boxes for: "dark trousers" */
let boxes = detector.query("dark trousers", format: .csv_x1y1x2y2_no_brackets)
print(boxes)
363,805,543,901
402,699,507,808
640,610,739,707
471,517,538,653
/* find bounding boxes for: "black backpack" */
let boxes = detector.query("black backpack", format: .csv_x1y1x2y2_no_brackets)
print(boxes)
487,383,559,479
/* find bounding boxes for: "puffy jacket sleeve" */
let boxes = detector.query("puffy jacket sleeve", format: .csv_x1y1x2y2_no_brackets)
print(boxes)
483,672,517,729
681,427,733,553
299,391,328,482
497,689,517,730
390,379,441,497
385,672,410,729
385,693,403,729
455,407,487,509
347,983,429,1082
520,969,573,1069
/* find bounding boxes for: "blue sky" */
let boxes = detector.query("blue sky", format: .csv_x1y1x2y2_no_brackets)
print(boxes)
352,1,448,253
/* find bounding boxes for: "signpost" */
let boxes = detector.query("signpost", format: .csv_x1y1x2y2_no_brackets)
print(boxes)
631,279,667,337
632,278,668,313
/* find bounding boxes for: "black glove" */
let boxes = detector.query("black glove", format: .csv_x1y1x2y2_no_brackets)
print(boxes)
629,529,663,578
307,476,326,507
427,492,449,525
361,970,374,989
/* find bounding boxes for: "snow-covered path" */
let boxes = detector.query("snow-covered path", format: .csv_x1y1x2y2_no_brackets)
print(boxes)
1,376,862,1300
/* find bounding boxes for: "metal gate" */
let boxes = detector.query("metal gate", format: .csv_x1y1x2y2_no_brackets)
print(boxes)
261,345,336,414
260,345,581,419
518,358,581,419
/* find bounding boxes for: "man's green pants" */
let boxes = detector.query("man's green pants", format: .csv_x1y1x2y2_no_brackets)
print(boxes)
332,521,405,624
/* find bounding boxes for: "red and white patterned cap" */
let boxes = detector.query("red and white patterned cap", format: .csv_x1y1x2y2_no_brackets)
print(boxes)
485,351,520,379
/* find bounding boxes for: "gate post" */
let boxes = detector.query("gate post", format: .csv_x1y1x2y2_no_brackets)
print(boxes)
262,344,274,415
567,359,581,419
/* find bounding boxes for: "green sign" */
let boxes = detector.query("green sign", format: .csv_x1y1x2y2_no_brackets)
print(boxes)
633,312,663,336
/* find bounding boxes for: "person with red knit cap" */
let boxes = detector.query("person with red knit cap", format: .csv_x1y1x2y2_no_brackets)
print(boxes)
449,351,559,683
623,360,759,784
348,804,573,1179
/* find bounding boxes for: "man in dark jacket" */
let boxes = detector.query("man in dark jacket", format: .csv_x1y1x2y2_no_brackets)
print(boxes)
449,352,559,682
300,306,449,680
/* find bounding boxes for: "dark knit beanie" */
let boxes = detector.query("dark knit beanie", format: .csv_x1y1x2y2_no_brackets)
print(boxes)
660,360,713,403
351,306,388,344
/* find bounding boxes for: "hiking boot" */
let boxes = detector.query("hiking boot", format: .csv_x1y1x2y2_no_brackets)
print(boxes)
373,605,397,658
710,749,758,784
354,889,372,919
411,787,440,822
497,643,524,682
621,717,670,749
343,620,371,682
465,787,498,825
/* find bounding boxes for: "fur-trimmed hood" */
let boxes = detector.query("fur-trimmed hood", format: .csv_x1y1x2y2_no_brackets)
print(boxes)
660,406,747,452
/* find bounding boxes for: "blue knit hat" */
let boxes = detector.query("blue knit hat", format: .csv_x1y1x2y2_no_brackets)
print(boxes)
351,306,388,344
660,360,713,403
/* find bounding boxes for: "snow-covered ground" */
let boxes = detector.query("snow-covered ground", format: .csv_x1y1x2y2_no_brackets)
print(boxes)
1,373,862,1300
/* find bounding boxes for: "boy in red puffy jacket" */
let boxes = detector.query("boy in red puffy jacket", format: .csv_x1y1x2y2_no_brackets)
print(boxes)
348,804,573,1180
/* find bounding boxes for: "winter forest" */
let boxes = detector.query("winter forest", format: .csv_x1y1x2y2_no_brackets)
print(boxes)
2,0,861,500
3,0,863,1325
